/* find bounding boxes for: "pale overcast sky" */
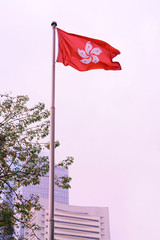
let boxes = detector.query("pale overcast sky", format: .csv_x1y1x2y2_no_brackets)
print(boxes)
0,1,160,240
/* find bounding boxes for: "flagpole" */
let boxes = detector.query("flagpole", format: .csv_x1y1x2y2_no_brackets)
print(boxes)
49,21,57,240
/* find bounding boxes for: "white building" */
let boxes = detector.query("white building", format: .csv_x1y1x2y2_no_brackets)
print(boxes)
20,166,69,238
24,199,110,240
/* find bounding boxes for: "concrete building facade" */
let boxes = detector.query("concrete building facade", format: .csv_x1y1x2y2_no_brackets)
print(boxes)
22,166,110,240
24,200,110,240
20,166,69,238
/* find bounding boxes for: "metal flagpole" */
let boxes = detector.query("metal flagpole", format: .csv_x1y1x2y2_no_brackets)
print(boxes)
49,21,57,240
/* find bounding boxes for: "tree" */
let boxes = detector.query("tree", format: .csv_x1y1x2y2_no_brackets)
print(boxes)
0,94,73,239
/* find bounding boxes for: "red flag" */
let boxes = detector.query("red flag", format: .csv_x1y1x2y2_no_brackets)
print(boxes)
57,28,121,71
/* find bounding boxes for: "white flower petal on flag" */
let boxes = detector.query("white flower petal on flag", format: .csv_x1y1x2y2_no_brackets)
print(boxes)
85,41,92,55
78,42,102,64
80,57,92,64
91,47,102,55
78,49,88,58
92,55,99,63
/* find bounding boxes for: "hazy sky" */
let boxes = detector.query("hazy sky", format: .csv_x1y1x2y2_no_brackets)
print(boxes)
0,1,160,240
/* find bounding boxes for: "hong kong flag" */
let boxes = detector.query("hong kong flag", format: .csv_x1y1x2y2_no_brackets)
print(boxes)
57,28,121,71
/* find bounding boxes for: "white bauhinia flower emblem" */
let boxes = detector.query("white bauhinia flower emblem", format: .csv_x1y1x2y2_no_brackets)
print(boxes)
78,41,102,64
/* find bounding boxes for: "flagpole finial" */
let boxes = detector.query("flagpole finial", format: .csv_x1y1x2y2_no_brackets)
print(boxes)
51,21,57,28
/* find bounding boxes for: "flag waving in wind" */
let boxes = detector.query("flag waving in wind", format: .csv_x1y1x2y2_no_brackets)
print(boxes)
57,28,121,71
